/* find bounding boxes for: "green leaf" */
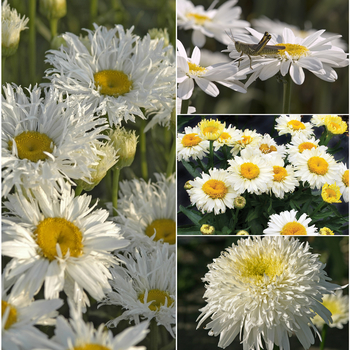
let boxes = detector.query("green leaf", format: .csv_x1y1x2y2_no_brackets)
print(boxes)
179,205,203,225
181,160,201,178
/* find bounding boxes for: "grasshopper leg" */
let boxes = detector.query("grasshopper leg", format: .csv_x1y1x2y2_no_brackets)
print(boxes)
238,52,243,67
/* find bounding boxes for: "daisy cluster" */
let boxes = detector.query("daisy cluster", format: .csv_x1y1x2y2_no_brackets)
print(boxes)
1,1,176,349
178,115,349,235
176,0,349,113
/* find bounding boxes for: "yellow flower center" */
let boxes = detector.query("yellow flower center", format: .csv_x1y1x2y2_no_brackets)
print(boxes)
188,62,207,76
138,289,174,311
219,132,231,141
186,12,210,25
240,162,260,180
307,156,329,175
287,120,306,130
2,300,17,330
342,170,349,187
238,135,252,145
273,166,288,182
199,119,224,140
259,144,277,154
239,254,285,284
203,126,218,135
298,142,316,152
276,43,310,59
145,219,176,244
35,218,84,261
320,227,334,236
74,345,111,350
8,131,54,162
321,183,342,203
94,70,132,96
202,179,228,199
281,222,307,235
181,133,202,147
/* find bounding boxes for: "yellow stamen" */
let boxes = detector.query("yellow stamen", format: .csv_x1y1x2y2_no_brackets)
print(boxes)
276,43,310,59
94,70,132,96
240,162,260,180
202,179,228,199
298,142,316,152
273,166,288,182
259,144,277,154
8,131,54,162
145,219,175,244
138,289,174,311
307,156,329,175
188,62,207,76
219,132,231,141
238,135,252,145
186,13,210,25
2,300,17,330
287,120,306,130
73,345,111,350
342,170,349,187
181,133,202,147
281,222,307,235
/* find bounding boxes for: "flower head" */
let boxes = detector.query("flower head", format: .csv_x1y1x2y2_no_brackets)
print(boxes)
324,115,348,134
197,236,337,349
198,118,225,141
321,182,342,203
275,114,314,138
320,227,335,236
335,162,349,202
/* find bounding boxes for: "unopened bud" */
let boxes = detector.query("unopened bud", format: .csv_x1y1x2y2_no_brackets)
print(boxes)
200,224,215,235
234,196,246,209
39,0,67,20
236,230,249,236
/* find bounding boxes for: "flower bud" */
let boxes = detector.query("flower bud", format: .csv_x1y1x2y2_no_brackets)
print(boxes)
234,196,246,209
200,224,215,235
236,230,249,236
39,0,67,20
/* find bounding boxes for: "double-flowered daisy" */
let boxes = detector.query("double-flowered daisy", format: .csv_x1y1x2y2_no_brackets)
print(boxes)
263,209,319,235
101,244,175,337
226,152,273,195
275,114,314,138
197,236,337,349
198,118,225,141
177,126,210,161
321,182,342,203
114,173,176,252
177,40,246,100
45,24,175,127
1,84,107,198
213,125,241,150
2,287,63,350
187,168,237,215
177,0,249,47
293,147,339,189
40,299,149,350
2,184,130,309
335,162,349,202
226,27,349,86
312,290,349,330
230,128,262,156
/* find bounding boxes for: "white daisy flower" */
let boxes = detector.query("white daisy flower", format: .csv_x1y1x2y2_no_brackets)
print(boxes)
2,184,130,309
293,147,340,189
177,0,249,47
275,114,314,138
213,125,241,151
226,27,349,86
286,133,328,163
263,209,319,235
230,128,262,156
335,162,349,202
177,40,246,100
268,157,299,199
310,114,327,126
114,173,176,252
1,84,107,198
2,287,63,350
177,126,210,161
197,236,337,349
38,299,149,350
226,154,274,195
101,244,175,337
312,290,349,329
1,0,29,57
44,24,175,127
187,168,237,215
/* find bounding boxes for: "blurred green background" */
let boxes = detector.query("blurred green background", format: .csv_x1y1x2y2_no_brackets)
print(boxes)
177,0,349,114
177,236,349,350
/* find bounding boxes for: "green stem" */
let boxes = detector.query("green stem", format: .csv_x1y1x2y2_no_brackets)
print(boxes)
2,56,6,85
29,0,36,84
180,99,189,114
282,74,292,114
319,324,327,350
140,119,148,180
50,18,58,40
149,318,159,350
90,0,98,27
196,158,206,172
112,168,120,215
208,140,214,170
312,201,326,216
75,185,83,196
166,136,175,177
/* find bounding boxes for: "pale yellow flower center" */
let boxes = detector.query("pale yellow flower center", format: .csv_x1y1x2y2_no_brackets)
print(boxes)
281,222,307,235
202,179,228,199
273,166,288,182
35,218,84,261
240,162,260,179
298,142,316,152
219,132,231,141
2,301,17,330
238,135,252,145
186,12,210,25
322,299,341,315
259,143,277,154
276,43,310,59
138,289,174,311
94,70,132,96
181,133,202,147
287,120,306,130
307,156,329,175
74,345,111,350
342,170,349,187
9,131,54,162
188,62,207,76
145,219,176,244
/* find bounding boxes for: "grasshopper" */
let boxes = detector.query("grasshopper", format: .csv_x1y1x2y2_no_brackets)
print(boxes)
228,31,286,69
